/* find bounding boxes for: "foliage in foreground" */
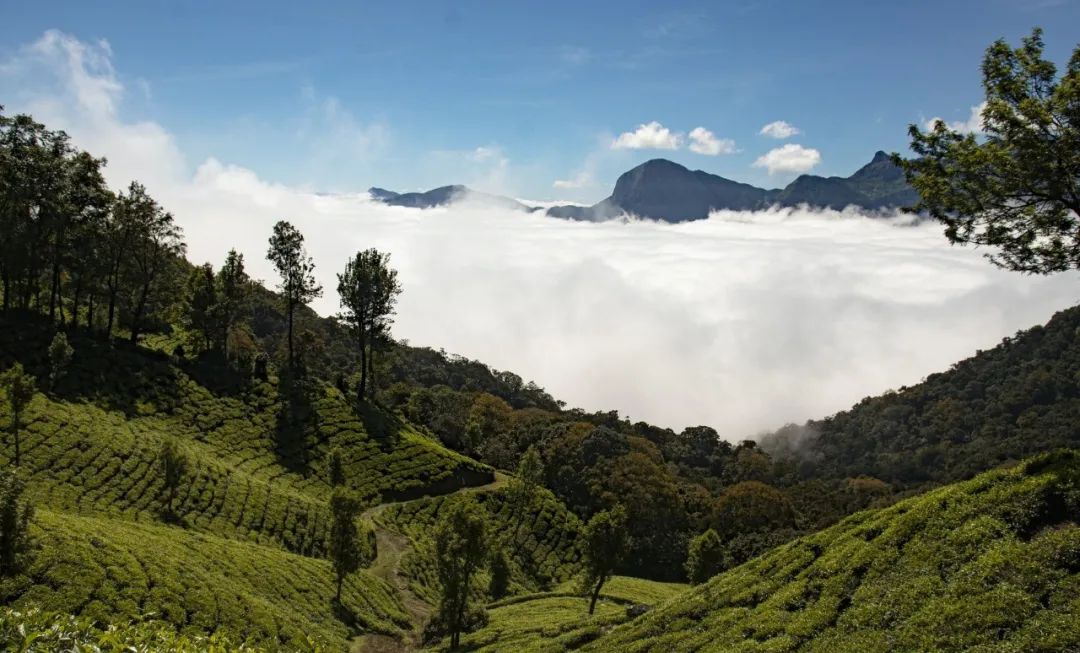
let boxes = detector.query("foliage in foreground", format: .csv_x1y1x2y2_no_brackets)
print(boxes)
0,608,292,653
584,450,1080,653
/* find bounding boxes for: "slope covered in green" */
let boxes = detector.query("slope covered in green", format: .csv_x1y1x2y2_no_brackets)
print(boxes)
584,450,1080,653
0,510,408,650
423,576,687,653
770,304,1080,486
377,485,585,601
0,314,497,649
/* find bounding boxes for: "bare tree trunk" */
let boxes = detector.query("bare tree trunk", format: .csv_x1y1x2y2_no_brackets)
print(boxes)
589,578,604,615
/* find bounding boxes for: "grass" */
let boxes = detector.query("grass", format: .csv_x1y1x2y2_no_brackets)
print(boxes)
0,315,500,649
421,576,687,653
377,486,585,602
0,509,410,651
582,450,1080,653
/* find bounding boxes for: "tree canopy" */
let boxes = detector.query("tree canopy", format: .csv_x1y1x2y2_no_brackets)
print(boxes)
897,28,1080,273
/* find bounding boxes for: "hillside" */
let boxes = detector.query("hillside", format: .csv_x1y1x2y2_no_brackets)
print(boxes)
584,450,1080,652
0,313,496,650
765,303,1080,487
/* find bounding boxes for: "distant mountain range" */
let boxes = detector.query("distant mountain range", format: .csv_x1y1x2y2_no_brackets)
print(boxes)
368,184,539,213
369,151,920,223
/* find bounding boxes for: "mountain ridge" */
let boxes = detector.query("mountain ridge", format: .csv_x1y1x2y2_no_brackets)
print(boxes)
370,151,920,222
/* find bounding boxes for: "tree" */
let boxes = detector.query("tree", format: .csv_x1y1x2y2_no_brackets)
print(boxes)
117,183,185,344
1,363,36,467
326,447,346,487
432,494,489,648
711,481,796,538
488,544,511,600
685,528,726,585
217,249,251,362
0,467,33,577
463,394,511,456
329,488,364,603
47,331,73,390
509,445,543,512
896,28,1080,274
182,263,219,353
159,438,188,517
336,249,401,400
581,504,628,615
267,221,322,371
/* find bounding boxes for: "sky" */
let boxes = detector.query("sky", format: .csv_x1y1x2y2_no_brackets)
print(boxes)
2,3,1080,438
3,0,1080,201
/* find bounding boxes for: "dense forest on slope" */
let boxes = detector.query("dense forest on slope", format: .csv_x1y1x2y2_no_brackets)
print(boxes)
763,304,1080,486
583,450,1080,653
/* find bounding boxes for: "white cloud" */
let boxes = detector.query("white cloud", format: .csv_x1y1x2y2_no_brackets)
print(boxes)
688,127,736,155
553,170,593,189
924,101,987,135
759,120,801,139
3,31,1078,439
753,143,821,175
611,121,682,150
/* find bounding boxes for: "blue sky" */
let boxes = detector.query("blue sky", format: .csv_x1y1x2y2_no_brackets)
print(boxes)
2,0,1080,201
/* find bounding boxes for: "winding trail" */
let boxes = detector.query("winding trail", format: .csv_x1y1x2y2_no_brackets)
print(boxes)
352,473,509,653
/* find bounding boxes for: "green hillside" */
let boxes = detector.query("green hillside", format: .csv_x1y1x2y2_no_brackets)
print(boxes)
422,576,687,653
0,314,498,650
767,304,1080,487
583,450,1080,653
377,485,585,602
1,510,408,650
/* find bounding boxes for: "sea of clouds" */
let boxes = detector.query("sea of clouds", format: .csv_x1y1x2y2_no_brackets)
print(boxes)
4,31,1079,438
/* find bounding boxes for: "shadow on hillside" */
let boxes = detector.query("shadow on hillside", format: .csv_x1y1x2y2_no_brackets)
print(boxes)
355,400,403,452
274,372,319,474
181,351,252,397
0,312,183,418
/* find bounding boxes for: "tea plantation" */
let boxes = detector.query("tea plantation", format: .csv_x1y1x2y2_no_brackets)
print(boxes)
0,315,498,650
583,450,1080,653
377,485,586,601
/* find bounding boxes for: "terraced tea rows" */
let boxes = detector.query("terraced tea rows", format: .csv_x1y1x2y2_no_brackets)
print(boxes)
0,510,409,651
583,451,1080,653
422,577,687,653
378,486,585,600
0,318,493,559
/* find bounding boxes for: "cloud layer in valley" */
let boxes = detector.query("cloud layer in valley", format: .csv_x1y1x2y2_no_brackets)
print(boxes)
4,31,1079,439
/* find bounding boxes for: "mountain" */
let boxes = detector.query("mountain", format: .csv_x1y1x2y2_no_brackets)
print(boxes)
546,151,918,222
369,184,538,212
584,450,1080,653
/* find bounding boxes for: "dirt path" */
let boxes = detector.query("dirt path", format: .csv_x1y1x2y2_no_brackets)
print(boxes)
352,474,509,652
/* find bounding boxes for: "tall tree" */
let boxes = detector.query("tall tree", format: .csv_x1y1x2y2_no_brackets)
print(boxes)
896,28,1080,273
47,331,73,391
64,153,112,330
121,184,185,344
328,488,364,603
217,249,251,362
0,467,33,577
685,528,726,585
182,263,220,353
0,363,36,467
433,494,489,649
336,249,401,401
267,221,322,371
326,447,346,487
581,505,628,615
159,438,188,517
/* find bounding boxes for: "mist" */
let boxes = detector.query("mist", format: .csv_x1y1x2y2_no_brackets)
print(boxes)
5,30,1079,439
172,174,1080,436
